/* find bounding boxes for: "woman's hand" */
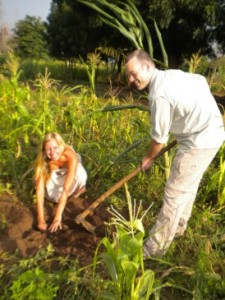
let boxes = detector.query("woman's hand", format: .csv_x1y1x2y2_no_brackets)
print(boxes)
37,221,47,232
48,219,62,232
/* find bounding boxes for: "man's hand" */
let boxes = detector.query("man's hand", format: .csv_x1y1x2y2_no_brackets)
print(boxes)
48,220,62,232
142,156,154,171
142,140,163,171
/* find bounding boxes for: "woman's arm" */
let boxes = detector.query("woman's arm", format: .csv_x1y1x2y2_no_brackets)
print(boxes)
49,148,78,232
36,177,47,231
62,147,79,195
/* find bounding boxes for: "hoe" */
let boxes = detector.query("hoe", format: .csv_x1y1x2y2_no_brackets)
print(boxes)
75,140,177,234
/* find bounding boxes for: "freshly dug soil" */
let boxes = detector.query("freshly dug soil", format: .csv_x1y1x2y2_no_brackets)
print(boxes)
0,193,111,266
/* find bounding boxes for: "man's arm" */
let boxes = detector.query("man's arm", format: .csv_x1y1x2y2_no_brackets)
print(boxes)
142,140,163,171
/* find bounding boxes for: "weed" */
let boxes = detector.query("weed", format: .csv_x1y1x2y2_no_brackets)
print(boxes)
9,267,60,300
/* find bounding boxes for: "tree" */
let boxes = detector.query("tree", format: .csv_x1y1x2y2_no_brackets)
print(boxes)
47,0,113,59
78,0,168,67
11,16,48,60
138,0,225,65
213,0,225,54
46,0,225,66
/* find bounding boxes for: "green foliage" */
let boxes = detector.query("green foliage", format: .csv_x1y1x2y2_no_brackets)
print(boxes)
0,52,153,200
2,51,21,80
0,52,224,299
145,0,224,64
0,244,104,300
19,58,90,83
44,0,225,65
183,52,225,96
78,0,168,66
93,185,160,299
11,16,49,60
9,267,60,300
200,144,225,205
47,0,105,58
208,56,225,95
183,51,205,74
80,52,102,96
0,53,7,67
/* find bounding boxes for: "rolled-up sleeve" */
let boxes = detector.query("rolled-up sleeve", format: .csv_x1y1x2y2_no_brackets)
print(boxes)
150,97,173,144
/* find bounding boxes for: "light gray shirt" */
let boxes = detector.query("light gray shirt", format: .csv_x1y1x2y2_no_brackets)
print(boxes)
148,69,224,149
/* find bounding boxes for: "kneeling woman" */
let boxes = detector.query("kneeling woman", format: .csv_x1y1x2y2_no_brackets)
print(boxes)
34,132,87,232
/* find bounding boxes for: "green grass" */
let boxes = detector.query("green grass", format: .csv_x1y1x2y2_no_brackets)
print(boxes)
0,53,225,299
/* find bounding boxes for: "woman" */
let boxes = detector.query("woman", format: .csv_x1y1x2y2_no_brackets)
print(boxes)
34,132,87,232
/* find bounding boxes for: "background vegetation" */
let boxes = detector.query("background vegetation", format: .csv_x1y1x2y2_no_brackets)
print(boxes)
0,0,225,299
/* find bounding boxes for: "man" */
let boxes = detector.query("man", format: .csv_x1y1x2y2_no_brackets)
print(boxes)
125,49,224,257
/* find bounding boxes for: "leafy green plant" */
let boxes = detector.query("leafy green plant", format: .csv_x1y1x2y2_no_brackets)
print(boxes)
9,267,60,300
93,184,160,299
0,50,224,299
80,52,101,96
208,56,225,95
3,51,22,81
184,51,203,74
184,52,225,96
202,143,225,205
98,103,175,179
78,0,168,67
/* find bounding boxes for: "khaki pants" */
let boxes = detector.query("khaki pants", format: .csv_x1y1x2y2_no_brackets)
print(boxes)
143,147,220,257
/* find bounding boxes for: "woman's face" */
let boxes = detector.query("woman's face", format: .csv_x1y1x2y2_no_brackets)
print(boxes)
45,139,63,161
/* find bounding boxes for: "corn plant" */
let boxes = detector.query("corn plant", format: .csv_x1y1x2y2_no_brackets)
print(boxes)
98,104,175,179
31,68,60,136
80,52,101,96
203,143,225,206
208,57,225,95
184,52,225,96
217,144,225,205
184,51,203,73
0,52,30,142
93,184,161,300
78,0,168,67
3,51,22,82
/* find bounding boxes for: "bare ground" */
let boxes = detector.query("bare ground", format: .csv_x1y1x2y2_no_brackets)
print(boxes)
0,193,111,266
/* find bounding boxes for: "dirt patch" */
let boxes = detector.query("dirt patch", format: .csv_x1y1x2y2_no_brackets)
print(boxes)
0,193,111,266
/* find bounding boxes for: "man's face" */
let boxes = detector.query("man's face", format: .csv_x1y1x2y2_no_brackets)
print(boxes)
125,56,151,90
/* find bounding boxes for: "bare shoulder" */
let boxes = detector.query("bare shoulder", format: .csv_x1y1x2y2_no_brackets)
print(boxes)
63,146,78,161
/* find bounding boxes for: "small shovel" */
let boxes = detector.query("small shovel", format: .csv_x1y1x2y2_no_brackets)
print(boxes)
75,140,177,234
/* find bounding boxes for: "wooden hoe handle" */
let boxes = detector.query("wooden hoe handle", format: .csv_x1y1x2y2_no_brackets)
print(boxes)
75,140,177,232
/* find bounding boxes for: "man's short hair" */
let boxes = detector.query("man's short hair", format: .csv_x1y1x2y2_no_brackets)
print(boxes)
125,49,152,64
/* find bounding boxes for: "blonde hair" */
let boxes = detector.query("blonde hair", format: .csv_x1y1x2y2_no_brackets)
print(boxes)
34,132,66,185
